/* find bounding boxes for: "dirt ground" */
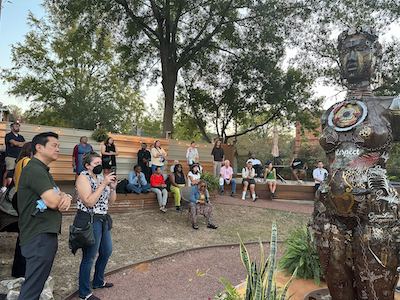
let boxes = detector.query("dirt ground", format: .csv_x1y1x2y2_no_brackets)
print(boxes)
0,203,309,299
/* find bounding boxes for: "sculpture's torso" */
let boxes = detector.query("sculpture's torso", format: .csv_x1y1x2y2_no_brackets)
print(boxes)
319,96,398,219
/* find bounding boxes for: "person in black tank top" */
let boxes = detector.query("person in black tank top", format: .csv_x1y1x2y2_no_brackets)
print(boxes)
101,137,119,176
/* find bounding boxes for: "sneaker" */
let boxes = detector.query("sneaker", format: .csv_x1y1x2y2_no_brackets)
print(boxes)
252,197,257,202
219,190,224,195
192,224,199,230
176,206,181,211
241,197,246,201
230,193,235,197
80,294,101,300
207,223,218,229
160,207,167,213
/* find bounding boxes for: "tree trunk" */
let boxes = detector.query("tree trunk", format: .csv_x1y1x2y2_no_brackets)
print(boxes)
160,37,178,137
161,70,177,137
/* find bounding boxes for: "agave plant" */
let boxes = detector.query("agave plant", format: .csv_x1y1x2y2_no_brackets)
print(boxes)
239,223,296,300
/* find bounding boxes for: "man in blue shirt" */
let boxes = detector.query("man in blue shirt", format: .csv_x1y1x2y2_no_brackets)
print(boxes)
126,165,151,193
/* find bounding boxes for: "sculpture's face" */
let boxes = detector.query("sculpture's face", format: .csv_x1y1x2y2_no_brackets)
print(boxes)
339,34,377,84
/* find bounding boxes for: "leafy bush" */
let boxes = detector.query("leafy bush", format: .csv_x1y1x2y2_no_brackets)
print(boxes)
201,172,219,192
92,128,109,143
216,223,297,300
279,226,321,284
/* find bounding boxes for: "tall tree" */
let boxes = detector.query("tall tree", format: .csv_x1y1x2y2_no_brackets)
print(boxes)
2,10,144,132
54,0,311,136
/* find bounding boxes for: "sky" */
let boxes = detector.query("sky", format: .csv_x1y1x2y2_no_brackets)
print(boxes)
0,0,45,110
0,1,399,113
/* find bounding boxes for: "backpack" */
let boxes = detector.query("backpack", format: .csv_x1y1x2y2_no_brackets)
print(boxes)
0,184,17,217
116,179,129,194
165,175,171,192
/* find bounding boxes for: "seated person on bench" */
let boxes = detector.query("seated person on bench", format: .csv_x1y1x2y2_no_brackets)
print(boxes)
241,160,257,201
290,157,307,183
219,160,236,197
248,153,263,178
127,165,151,194
264,160,277,198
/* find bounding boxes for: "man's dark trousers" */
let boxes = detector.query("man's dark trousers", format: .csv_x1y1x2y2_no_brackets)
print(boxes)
18,233,58,300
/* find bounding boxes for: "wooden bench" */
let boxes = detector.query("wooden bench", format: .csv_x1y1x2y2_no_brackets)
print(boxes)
221,179,316,201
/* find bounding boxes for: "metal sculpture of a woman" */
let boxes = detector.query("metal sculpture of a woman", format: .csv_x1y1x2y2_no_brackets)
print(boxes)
312,27,400,300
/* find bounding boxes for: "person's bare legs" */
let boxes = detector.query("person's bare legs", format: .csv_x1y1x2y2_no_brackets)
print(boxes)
241,181,248,200
249,184,256,201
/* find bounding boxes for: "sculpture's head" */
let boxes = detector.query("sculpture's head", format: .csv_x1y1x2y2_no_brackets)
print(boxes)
338,27,382,86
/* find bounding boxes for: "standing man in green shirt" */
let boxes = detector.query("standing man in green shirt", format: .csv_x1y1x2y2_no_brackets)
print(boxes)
17,132,72,300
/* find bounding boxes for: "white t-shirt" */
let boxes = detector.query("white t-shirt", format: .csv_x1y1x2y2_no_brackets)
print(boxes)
186,147,199,165
187,171,201,186
313,168,328,184
248,158,261,165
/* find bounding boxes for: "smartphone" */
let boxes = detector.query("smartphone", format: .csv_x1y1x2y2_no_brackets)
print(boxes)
110,166,117,175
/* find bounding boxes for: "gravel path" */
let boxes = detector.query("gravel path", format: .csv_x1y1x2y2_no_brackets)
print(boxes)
1,197,312,299
68,243,272,300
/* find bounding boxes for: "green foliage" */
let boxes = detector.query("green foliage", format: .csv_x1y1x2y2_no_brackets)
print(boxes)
173,111,205,142
235,126,295,168
387,143,400,181
53,0,325,136
200,172,219,193
217,223,297,300
279,226,321,285
297,144,326,171
215,278,241,300
92,128,109,143
1,9,145,132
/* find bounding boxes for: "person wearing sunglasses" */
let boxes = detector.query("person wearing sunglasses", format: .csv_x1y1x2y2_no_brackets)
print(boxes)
189,180,218,230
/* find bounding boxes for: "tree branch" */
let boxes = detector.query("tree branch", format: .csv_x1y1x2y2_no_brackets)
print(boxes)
225,111,281,141
114,0,160,46
177,0,234,68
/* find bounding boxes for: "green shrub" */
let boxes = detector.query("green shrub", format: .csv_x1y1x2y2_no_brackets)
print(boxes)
92,128,109,143
279,226,321,285
201,172,219,192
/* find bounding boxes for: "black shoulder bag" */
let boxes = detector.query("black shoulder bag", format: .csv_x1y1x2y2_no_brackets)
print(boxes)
69,209,95,255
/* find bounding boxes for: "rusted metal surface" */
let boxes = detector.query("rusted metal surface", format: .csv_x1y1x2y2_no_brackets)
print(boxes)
312,27,400,300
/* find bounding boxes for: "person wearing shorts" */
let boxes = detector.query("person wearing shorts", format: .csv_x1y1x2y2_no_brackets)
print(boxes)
241,160,256,201
264,160,277,198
